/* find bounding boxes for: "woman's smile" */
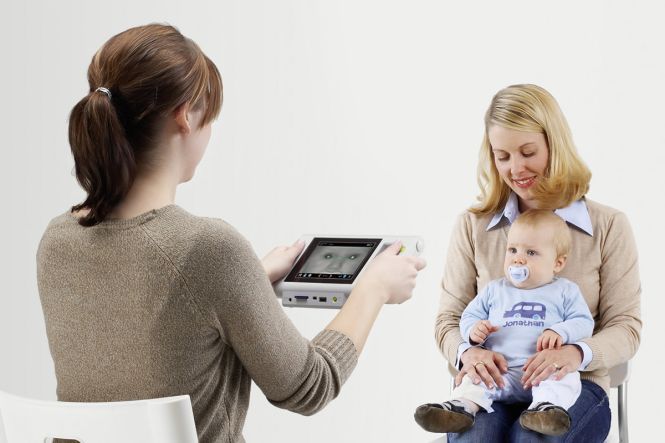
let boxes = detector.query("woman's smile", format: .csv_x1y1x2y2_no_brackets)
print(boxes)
512,176,537,188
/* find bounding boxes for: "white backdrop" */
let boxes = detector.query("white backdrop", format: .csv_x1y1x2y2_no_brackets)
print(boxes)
1,1,662,441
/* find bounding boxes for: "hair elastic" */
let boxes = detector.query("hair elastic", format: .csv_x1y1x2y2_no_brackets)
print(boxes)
95,87,112,100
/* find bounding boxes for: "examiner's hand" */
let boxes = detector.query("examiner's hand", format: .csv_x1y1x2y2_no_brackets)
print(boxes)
521,344,582,389
261,240,305,283
353,242,426,305
457,346,508,390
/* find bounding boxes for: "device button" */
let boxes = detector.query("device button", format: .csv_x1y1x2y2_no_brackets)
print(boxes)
416,239,424,253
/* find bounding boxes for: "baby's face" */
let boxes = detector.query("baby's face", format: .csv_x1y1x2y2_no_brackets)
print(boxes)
503,223,565,289
302,246,367,275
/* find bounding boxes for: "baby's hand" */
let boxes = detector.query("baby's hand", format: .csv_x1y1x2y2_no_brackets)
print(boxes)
470,320,500,345
537,329,563,351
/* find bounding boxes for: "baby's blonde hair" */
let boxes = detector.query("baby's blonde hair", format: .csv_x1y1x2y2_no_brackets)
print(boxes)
471,84,592,215
512,209,571,257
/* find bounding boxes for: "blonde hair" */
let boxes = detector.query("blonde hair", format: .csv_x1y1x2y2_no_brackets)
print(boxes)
512,210,571,257
471,84,591,215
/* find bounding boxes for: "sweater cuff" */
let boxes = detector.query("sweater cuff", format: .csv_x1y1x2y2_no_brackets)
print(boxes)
456,342,473,370
581,337,604,371
313,329,359,385
573,342,593,370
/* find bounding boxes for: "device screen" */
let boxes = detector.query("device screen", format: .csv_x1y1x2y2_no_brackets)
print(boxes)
284,238,381,284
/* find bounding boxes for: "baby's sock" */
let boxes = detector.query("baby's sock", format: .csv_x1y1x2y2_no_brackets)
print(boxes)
447,398,480,415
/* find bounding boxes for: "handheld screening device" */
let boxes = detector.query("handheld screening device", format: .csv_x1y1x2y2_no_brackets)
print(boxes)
275,235,424,309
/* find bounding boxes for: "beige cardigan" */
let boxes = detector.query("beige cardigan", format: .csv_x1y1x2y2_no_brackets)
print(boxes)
435,198,641,393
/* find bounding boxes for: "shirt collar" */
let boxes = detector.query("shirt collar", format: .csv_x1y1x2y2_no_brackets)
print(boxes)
486,193,593,236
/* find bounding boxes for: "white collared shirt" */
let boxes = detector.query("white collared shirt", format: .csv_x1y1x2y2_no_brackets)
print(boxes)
487,192,593,236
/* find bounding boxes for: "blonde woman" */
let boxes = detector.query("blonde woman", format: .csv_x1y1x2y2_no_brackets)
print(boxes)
416,84,641,442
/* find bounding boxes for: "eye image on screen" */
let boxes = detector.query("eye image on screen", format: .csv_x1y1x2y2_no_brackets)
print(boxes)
300,245,370,276
285,239,381,283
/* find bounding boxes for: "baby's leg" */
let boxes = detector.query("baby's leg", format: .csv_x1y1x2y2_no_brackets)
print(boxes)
414,374,497,434
451,373,497,413
530,371,581,410
519,371,582,436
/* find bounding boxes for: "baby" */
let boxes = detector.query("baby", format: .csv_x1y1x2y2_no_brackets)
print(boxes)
415,209,594,436
300,245,369,275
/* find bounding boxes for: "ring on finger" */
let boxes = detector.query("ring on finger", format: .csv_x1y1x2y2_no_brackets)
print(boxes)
552,363,560,370
473,361,486,369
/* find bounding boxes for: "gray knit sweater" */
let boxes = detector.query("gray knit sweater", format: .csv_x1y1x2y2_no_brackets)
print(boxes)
37,205,358,442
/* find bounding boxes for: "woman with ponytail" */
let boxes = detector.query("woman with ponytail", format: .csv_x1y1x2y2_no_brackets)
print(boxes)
37,24,425,443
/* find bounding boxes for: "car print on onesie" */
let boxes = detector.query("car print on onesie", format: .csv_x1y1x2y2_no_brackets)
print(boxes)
503,302,546,320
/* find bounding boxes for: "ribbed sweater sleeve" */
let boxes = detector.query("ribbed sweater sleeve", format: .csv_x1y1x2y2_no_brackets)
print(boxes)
177,218,358,415
581,211,641,371
435,212,477,364
269,329,357,414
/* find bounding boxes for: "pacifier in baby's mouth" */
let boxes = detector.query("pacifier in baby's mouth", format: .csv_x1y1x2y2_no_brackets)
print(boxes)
508,265,529,284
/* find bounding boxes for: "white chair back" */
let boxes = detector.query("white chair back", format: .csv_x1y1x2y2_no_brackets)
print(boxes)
0,391,197,443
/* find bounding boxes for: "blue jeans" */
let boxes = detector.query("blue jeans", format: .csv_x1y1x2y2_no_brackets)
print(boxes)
447,380,611,443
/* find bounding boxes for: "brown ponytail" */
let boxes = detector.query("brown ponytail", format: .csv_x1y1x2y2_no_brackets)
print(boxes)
68,24,222,226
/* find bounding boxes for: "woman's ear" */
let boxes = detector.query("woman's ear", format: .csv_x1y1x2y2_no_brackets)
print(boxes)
173,102,192,134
